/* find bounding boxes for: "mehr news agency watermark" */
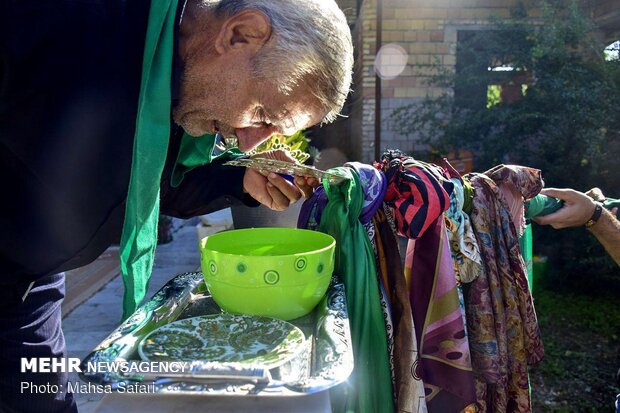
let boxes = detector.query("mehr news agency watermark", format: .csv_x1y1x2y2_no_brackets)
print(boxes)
20,358,190,394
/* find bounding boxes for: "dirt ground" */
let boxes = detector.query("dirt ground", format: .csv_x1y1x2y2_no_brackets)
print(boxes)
529,285,620,412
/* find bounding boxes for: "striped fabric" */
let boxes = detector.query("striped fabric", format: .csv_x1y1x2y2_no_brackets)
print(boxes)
377,152,453,239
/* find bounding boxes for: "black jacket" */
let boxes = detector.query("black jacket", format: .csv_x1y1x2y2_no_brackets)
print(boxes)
0,0,251,285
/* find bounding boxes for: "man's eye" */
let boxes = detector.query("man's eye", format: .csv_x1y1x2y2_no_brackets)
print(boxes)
282,117,295,131
253,107,270,125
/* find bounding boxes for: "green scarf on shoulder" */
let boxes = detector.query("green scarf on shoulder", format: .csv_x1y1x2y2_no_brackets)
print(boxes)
120,0,242,320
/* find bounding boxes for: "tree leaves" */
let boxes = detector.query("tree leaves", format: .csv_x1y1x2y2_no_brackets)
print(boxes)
389,0,620,283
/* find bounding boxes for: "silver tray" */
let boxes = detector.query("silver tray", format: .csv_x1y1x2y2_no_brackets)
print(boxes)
79,272,353,396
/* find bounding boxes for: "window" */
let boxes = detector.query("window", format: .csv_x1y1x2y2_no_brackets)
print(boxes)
455,30,531,109
604,41,619,61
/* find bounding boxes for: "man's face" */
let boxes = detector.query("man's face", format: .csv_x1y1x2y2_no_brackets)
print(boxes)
173,61,324,152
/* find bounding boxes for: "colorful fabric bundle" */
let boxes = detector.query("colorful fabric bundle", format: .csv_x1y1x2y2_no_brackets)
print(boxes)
465,165,545,412
316,167,395,413
373,206,428,413
297,185,328,231
445,178,483,284
484,166,544,364
378,152,453,240
404,218,477,411
364,219,396,389
298,156,547,413
377,152,477,412
345,162,388,224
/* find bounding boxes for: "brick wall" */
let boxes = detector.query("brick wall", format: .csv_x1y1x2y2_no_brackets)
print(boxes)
337,0,542,163
586,0,620,42
332,0,618,163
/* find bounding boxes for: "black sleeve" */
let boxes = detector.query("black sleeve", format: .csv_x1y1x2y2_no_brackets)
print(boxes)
160,159,259,219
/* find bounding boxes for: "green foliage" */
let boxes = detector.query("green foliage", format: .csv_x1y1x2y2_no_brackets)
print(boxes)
390,0,620,287
487,84,502,108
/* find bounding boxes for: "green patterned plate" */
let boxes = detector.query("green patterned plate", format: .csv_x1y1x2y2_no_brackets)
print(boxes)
138,314,305,368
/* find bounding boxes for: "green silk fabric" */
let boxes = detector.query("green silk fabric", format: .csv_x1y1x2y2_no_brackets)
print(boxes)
525,194,619,220
603,197,619,219
318,168,394,413
171,134,244,188
462,177,474,215
524,194,563,219
518,224,534,292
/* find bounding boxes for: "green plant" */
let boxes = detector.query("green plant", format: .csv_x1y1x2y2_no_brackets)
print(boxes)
248,130,319,164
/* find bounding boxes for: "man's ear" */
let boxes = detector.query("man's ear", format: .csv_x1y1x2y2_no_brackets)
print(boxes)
214,10,272,55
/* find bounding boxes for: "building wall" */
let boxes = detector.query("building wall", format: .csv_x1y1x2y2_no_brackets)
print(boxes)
347,0,541,162
585,0,620,42
334,0,618,163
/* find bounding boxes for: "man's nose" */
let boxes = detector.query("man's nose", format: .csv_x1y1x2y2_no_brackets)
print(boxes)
235,126,277,152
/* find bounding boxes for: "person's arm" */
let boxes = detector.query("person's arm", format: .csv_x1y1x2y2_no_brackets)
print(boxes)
533,188,620,266
160,148,317,218
588,208,620,266
160,159,259,218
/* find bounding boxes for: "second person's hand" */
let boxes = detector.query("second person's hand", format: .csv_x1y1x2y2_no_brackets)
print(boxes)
532,188,597,229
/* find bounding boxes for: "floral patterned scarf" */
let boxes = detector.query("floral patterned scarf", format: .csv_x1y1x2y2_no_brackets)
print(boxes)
465,165,544,412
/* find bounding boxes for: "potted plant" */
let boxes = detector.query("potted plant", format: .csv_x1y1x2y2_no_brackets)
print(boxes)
231,130,320,229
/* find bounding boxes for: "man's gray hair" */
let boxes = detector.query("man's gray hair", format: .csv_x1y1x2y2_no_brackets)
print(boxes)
204,0,353,124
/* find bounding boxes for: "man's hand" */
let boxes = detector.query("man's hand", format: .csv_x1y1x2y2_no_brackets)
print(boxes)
242,150,319,211
532,188,597,229
294,176,320,199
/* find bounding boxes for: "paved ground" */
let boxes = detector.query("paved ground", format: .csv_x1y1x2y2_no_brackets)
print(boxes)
63,217,203,412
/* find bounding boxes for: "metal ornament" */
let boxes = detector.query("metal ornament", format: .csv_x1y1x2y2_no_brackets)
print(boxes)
224,158,348,184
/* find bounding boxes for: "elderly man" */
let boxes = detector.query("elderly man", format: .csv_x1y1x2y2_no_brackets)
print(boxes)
0,0,353,411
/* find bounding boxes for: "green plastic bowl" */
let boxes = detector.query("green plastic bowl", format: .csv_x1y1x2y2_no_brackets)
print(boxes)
199,228,335,321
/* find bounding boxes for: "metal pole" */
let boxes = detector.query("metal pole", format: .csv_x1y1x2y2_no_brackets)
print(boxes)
374,0,383,161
